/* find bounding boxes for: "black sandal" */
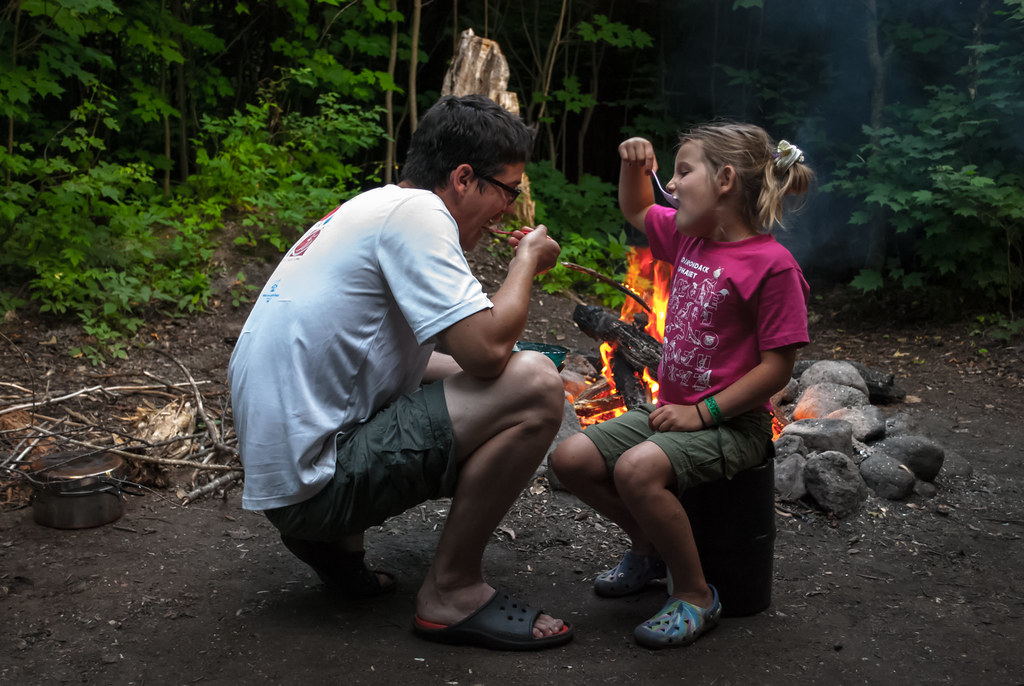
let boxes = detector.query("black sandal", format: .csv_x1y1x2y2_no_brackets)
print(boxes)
280,535,396,598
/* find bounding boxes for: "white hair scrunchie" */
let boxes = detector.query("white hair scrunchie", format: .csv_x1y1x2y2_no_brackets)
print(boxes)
774,140,804,172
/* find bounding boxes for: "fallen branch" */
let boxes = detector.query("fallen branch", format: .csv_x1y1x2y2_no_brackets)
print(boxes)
149,359,237,459
0,381,210,417
28,426,242,472
182,472,243,505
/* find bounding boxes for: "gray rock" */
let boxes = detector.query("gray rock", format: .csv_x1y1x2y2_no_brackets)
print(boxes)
804,451,869,518
850,438,872,465
873,434,945,482
885,412,918,437
772,432,807,459
774,454,807,501
914,481,938,498
859,454,916,500
794,382,870,420
799,360,870,397
780,418,854,458
827,405,887,443
939,449,973,479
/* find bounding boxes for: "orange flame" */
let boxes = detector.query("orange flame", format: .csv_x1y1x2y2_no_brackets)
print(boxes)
580,247,672,426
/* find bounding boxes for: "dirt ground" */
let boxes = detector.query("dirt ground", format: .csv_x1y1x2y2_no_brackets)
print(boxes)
2,241,1023,685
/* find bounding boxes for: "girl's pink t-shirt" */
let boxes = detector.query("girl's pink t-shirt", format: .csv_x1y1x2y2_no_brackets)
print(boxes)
645,205,810,409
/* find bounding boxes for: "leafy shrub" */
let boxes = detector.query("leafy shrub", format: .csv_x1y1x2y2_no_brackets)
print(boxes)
825,41,1024,318
184,90,386,252
0,99,213,352
527,160,631,308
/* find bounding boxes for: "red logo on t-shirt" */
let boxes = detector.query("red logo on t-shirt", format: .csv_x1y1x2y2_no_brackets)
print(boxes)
288,229,321,257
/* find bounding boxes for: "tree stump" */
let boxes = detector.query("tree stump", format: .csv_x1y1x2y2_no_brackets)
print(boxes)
442,28,536,227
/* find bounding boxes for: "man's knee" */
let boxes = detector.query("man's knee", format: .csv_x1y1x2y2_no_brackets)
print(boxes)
506,351,564,409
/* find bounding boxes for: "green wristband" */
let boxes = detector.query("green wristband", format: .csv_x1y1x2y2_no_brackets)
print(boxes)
704,396,723,425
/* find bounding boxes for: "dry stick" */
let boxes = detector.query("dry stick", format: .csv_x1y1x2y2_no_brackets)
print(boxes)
0,381,33,393
28,425,241,472
0,385,104,417
159,353,238,458
0,419,61,469
181,472,243,505
0,381,208,417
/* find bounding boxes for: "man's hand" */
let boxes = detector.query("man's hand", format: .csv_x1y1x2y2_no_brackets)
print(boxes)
509,224,560,275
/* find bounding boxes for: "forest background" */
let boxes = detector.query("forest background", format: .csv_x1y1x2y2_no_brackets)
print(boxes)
1,0,1022,363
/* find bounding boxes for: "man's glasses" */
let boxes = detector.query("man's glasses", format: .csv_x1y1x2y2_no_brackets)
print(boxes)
477,173,522,205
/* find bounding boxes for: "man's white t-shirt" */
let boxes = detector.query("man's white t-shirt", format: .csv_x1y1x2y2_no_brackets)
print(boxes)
227,185,492,510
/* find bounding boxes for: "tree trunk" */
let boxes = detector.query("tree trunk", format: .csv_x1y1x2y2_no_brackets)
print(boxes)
863,0,891,272
6,1,21,186
536,0,568,164
173,0,188,183
384,0,399,184
408,0,421,133
966,0,990,100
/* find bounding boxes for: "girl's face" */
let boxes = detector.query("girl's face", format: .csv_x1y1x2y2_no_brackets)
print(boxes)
668,140,722,238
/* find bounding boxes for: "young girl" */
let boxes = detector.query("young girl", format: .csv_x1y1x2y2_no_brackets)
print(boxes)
551,123,813,649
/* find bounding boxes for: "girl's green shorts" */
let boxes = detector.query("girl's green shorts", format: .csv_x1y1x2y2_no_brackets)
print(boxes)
582,403,773,492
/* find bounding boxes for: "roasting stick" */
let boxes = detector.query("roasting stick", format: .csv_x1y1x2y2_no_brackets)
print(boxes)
560,261,653,314
486,226,552,238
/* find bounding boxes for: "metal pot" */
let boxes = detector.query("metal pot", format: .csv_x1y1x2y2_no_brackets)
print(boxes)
29,451,134,529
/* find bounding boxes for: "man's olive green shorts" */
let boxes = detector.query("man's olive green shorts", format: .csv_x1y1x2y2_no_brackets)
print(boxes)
264,381,459,541
581,403,773,493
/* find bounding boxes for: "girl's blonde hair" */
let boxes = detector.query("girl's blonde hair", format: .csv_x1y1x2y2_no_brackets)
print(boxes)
680,122,813,232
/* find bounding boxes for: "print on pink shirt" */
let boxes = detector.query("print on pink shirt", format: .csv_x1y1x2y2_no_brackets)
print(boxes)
662,260,727,394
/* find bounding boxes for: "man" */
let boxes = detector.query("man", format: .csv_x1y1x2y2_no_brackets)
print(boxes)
227,95,573,650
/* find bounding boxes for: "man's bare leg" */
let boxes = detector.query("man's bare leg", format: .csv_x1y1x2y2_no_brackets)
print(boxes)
414,351,567,638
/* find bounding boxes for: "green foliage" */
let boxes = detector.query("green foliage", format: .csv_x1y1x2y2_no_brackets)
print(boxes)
229,271,258,309
0,0,393,361
185,91,385,252
527,161,630,308
973,312,1024,343
0,88,213,357
577,14,654,50
824,44,1024,314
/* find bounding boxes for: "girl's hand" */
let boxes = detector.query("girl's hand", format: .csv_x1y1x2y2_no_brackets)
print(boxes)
618,137,657,174
648,403,705,433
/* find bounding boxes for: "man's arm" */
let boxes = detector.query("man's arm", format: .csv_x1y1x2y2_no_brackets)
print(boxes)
437,226,560,379
423,351,462,382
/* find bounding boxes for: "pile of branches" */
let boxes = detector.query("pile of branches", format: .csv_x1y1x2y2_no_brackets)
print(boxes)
0,355,241,509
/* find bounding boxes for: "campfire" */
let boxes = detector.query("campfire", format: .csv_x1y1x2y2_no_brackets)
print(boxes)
571,248,672,426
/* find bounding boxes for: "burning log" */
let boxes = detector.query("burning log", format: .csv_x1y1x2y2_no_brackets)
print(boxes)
572,304,664,414
573,304,662,379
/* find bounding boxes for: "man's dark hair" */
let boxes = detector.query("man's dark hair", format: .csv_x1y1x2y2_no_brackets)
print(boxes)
401,94,535,191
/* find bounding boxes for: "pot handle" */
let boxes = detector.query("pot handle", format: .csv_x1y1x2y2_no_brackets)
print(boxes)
93,478,147,498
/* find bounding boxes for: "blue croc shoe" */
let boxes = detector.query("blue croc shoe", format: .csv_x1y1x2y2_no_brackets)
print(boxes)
633,585,722,649
593,550,667,597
